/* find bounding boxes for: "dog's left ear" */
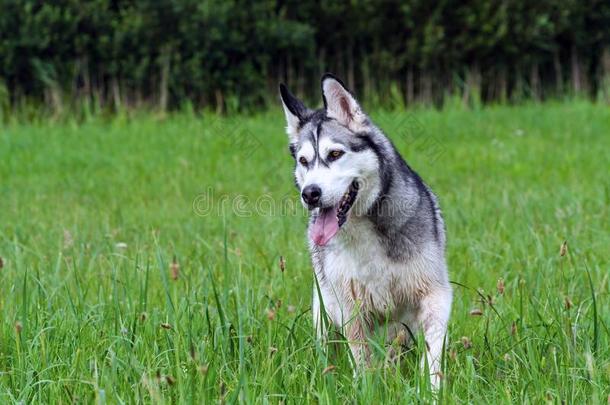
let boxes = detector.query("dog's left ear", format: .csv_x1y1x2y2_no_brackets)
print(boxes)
321,74,367,131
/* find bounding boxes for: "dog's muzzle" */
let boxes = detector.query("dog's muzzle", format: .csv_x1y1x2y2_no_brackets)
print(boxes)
308,180,360,246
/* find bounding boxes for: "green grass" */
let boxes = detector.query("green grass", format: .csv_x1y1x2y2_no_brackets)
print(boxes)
0,102,608,403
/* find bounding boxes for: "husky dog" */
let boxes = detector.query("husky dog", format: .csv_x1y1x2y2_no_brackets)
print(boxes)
279,74,452,388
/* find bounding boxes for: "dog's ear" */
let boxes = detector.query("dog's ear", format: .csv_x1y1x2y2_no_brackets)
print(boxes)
279,84,307,141
321,73,366,131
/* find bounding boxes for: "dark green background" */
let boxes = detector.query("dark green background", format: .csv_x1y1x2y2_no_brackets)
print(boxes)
1,0,609,113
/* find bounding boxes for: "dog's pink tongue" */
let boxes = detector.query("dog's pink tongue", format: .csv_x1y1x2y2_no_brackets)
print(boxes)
310,207,339,246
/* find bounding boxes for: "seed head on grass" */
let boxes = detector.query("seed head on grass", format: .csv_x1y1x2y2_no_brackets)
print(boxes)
279,255,286,272
322,365,336,375
470,308,483,316
160,323,172,330
140,312,148,322
564,296,573,310
461,336,472,349
560,240,568,257
266,308,276,321
170,256,180,281
0,256,3,269
220,382,226,403
63,230,74,250
497,278,505,295
15,321,23,335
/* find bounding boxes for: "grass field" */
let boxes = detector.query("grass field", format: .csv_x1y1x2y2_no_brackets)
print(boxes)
0,102,608,403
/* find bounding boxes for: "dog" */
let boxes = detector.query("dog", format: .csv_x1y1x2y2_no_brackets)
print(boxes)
279,74,452,389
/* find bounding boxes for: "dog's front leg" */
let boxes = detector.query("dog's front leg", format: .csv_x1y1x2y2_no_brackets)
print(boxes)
312,281,344,340
417,286,452,390
345,316,371,366
314,286,371,367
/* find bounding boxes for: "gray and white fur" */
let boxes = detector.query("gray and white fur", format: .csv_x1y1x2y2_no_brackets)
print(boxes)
279,74,452,389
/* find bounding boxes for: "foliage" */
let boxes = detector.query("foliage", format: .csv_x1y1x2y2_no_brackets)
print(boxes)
0,0,609,112
0,103,608,402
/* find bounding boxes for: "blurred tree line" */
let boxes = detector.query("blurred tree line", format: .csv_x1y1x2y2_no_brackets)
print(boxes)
1,0,609,114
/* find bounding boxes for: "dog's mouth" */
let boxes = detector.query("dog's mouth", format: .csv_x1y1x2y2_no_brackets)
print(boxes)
309,180,359,246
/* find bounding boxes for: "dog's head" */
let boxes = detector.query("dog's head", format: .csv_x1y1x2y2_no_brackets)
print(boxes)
279,74,382,246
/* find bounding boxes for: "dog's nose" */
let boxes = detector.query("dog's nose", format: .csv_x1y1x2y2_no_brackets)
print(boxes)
302,185,322,206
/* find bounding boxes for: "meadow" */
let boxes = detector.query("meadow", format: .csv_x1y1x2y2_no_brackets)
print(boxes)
0,102,608,403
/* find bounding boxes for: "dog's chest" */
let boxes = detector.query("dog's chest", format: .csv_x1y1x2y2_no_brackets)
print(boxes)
318,218,428,315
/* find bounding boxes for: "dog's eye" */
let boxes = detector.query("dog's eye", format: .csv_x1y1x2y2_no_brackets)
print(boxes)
299,156,308,166
328,150,344,161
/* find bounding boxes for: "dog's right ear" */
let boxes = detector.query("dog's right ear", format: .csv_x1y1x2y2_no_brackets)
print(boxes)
279,84,307,142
